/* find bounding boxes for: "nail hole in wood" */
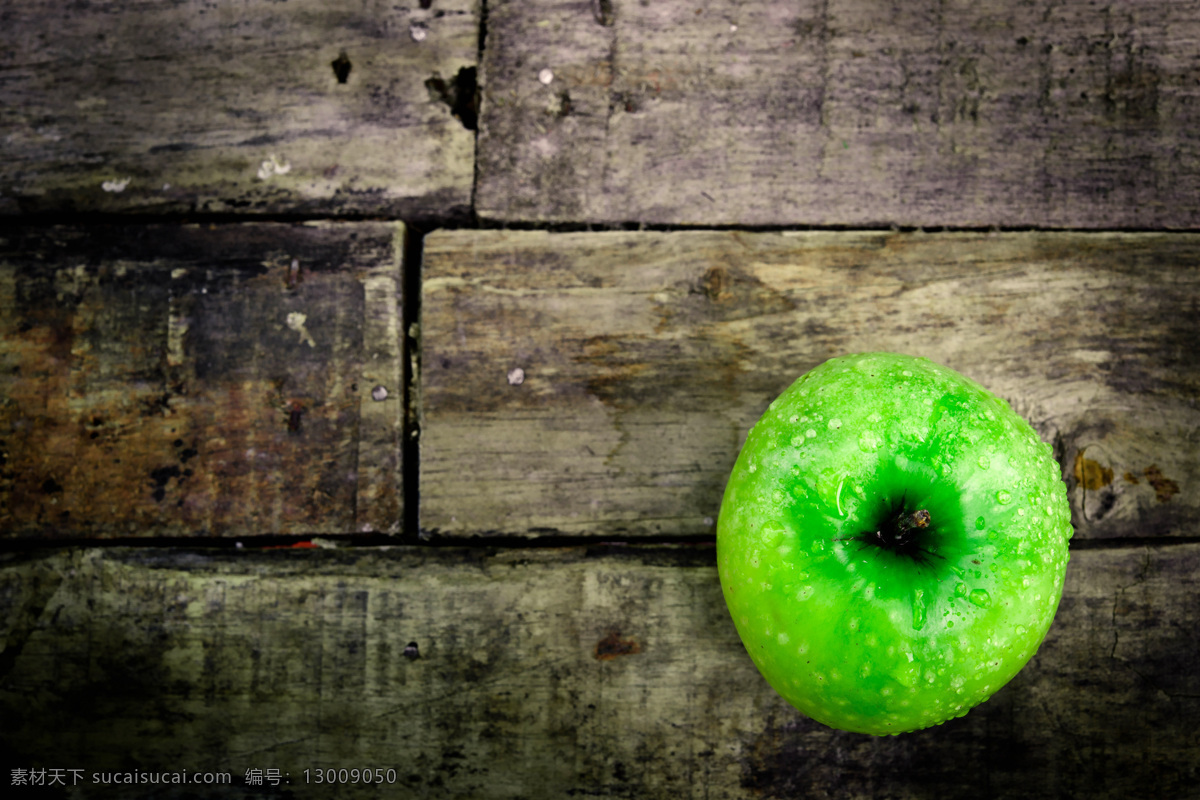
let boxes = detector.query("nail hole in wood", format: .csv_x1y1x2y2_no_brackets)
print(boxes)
331,51,352,84
424,66,478,131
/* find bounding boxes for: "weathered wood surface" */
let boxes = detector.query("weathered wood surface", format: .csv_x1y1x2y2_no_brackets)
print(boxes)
0,543,1195,799
0,222,405,538
477,0,1200,227
0,0,477,218
421,230,1199,539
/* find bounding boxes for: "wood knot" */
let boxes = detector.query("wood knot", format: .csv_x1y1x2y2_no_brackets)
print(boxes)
697,265,731,302
1073,450,1113,490
1143,464,1179,503
594,631,641,661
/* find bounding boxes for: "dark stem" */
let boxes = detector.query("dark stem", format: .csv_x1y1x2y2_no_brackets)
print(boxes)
870,506,933,560
834,496,942,563
888,509,930,547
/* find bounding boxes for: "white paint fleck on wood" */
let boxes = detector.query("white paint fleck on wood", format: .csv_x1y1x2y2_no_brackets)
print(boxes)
256,154,292,181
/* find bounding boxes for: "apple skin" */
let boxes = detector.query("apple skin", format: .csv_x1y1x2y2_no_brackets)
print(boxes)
717,352,1073,735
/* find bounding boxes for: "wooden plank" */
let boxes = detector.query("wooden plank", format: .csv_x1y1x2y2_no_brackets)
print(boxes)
0,222,405,537
0,0,477,217
476,0,1200,227
0,543,1195,798
420,230,1200,539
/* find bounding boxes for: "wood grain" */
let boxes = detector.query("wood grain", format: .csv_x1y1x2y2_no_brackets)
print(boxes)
0,543,1195,799
0,0,478,218
0,222,405,538
420,229,1199,539
476,0,1200,227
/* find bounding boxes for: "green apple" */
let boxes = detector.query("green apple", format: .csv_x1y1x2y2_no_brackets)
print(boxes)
717,352,1072,735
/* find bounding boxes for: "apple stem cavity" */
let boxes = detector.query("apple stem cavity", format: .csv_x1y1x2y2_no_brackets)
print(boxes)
849,497,942,564
880,508,931,553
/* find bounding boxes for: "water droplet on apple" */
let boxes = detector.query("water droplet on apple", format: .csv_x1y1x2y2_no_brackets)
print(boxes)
996,490,1013,504
968,589,992,608
796,585,815,601
805,428,817,438
977,455,990,469
828,418,842,430
912,590,928,630
974,515,986,530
